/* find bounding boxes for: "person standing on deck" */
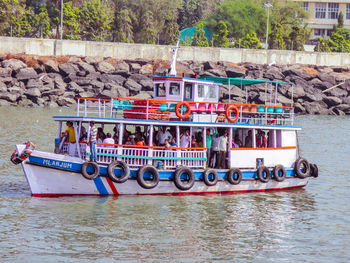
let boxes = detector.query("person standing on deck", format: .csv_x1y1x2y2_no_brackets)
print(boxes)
205,128,217,167
217,131,228,169
88,121,98,162
157,126,172,146
180,130,190,148
65,121,77,157
210,133,220,168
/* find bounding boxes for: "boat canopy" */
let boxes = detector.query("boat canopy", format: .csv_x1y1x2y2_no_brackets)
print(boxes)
199,76,294,86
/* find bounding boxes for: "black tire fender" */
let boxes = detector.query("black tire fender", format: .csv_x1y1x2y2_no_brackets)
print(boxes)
273,164,286,182
294,158,310,178
137,165,160,189
81,161,99,180
227,168,242,185
203,169,218,186
310,163,319,178
174,166,195,191
257,166,270,183
107,160,130,183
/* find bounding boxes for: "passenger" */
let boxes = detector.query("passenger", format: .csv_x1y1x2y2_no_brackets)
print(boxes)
97,127,106,141
210,133,220,168
170,137,177,147
134,126,143,141
103,133,115,148
191,137,198,148
197,132,203,147
87,121,97,162
125,136,133,145
260,131,267,148
156,126,172,146
180,130,190,148
245,130,252,148
130,135,136,145
136,137,145,147
233,134,243,148
64,121,77,156
216,131,228,169
206,128,217,167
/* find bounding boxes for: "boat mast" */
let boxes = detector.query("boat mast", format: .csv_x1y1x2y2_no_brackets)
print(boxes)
169,39,180,76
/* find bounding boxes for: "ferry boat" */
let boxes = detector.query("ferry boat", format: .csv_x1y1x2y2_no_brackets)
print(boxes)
11,46,318,197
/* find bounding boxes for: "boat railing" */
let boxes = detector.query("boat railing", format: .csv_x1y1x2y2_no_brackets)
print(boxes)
60,142,207,169
75,97,294,126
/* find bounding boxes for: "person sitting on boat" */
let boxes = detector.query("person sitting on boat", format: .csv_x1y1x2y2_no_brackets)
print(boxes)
157,126,172,146
233,134,243,148
180,130,190,148
136,137,145,147
87,121,97,162
170,137,177,147
260,131,267,148
64,121,77,157
103,133,115,148
196,132,203,147
217,131,228,169
191,137,198,148
245,130,252,148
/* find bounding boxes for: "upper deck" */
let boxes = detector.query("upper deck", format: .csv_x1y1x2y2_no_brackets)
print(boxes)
72,76,295,127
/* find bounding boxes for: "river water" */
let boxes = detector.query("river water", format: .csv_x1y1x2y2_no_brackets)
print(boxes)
0,107,349,262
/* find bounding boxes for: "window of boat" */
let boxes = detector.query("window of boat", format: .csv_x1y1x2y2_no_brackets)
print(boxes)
184,83,193,100
155,83,166,97
198,84,205,98
208,85,216,99
169,82,180,95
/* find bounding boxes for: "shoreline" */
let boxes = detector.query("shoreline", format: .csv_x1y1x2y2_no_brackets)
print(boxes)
0,54,349,115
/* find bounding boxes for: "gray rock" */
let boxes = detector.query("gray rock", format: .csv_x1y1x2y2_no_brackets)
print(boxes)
99,74,126,86
203,61,217,71
59,63,79,77
324,87,348,97
0,68,12,78
264,67,284,80
304,101,329,114
44,60,59,73
46,101,59,108
84,56,104,64
342,96,350,104
140,64,154,75
330,107,345,115
2,59,26,71
91,80,104,91
130,63,142,73
104,83,129,97
0,82,7,92
77,62,96,74
317,73,336,85
0,99,10,106
130,91,152,100
226,65,246,78
68,82,84,93
335,104,350,112
129,73,150,83
18,98,34,107
54,76,67,90
287,85,305,98
57,97,76,106
0,92,18,102
283,68,313,81
115,61,130,72
41,89,64,97
294,102,305,114
323,96,342,107
140,79,154,91
206,68,227,77
124,78,142,92
16,68,38,80
62,92,76,98
26,78,43,89
78,91,95,98
96,61,115,74
68,56,83,63
8,86,24,95
0,76,14,85
25,88,41,98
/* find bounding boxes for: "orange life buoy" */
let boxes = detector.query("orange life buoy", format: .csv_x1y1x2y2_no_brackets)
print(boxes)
175,102,191,119
225,105,239,123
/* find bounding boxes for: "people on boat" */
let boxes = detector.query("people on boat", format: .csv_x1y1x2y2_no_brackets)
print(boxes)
210,133,220,168
64,121,77,156
217,131,228,169
245,130,252,148
233,134,243,148
191,137,198,148
205,128,217,167
88,121,97,162
156,126,172,146
180,130,190,148
103,133,115,147
136,137,145,147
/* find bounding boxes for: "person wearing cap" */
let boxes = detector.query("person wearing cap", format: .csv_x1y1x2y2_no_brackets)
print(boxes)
88,121,98,162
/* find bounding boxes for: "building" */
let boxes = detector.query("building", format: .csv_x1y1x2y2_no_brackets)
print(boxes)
294,0,350,39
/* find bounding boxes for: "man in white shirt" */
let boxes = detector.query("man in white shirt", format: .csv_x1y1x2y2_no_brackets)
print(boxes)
216,131,228,169
103,133,115,148
180,130,190,148
157,126,172,146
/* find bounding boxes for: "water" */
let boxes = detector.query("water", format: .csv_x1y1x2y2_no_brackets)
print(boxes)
0,108,349,262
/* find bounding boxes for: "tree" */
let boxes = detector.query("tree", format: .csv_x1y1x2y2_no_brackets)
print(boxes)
212,20,229,47
338,11,344,28
162,20,180,45
112,9,134,43
191,22,209,47
79,0,112,41
63,1,80,40
135,10,156,44
314,37,331,52
204,0,266,39
234,32,263,49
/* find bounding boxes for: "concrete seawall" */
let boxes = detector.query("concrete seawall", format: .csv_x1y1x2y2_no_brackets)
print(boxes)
1,36,350,67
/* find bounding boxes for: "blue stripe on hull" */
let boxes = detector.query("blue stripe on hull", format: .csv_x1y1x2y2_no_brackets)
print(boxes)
93,177,109,195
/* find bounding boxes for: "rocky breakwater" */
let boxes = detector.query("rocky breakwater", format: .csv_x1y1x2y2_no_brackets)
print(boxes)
0,53,350,115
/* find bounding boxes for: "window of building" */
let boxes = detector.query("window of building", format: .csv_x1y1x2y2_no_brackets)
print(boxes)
328,3,339,19
346,4,350,19
314,28,326,36
315,3,327,19
303,2,309,12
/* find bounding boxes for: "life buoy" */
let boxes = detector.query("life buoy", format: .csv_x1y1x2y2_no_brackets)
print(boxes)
203,169,218,186
310,163,319,178
175,102,191,119
294,158,310,178
257,166,270,183
81,161,99,180
225,105,239,123
107,160,130,183
273,164,286,182
10,141,35,165
137,165,160,189
227,168,242,185
174,166,195,190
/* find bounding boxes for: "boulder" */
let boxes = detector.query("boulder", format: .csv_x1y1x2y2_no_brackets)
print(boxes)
44,60,59,73
140,79,154,91
335,104,350,112
203,61,217,70
104,83,129,97
0,81,7,92
18,98,34,107
8,86,24,95
90,80,104,91
0,92,18,102
115,61,130,72
317,73,336,85
24,88,41,98
283,68,313,81
341,79,350,92
323,96,342,107
140,64,154,75
59,63,79,77
0,99,10,106
77,62,96,74
46,101,59,108
124,78,142,92
16,68,38,80
0,68,12,78
324,87,348,97
264,67,284,80
68,56,82,63
26,78,44,89
206,68,227,77
304,101,329,114
41,89,64,97
99,74,125,86
78,91,95,98
96,61,115,74
0,77,14,85
130,63,142,73
54,75,67,90
67,82,84,93
84,56,104,64
342,96,350,104
226,65,246,77
56,97,76,106
62,92,75,98
2,59,26,71
294,102,306,114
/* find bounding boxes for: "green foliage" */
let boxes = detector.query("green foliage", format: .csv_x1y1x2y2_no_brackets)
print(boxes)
204,0,266,39
314,37,331,52
79,0,112,41
338,11,344,28
234,32,263,49
135,11,156,44
112,9,134,43
191,22,209,47
63,1,80,40
162,21,180,45
268,0,310,50
212,20,229,47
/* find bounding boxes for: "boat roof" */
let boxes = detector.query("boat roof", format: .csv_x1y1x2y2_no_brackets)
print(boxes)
199,76,294,86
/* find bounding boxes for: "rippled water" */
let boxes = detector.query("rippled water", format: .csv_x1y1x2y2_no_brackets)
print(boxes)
0,108,349,262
